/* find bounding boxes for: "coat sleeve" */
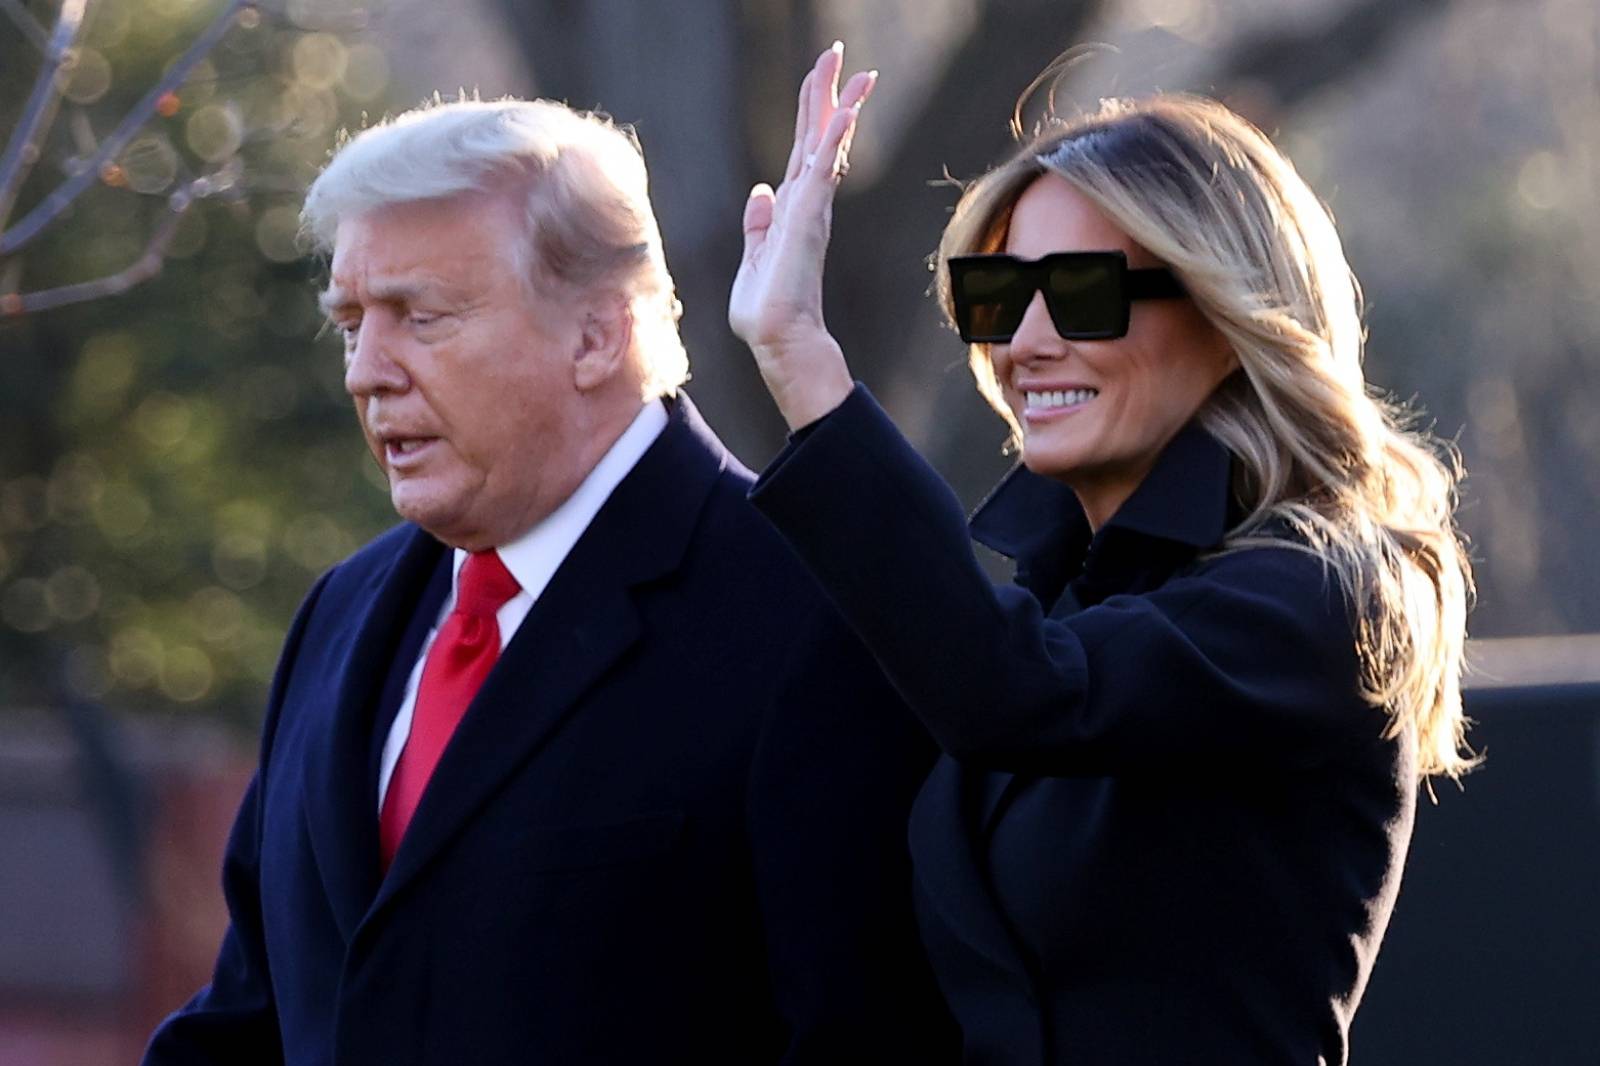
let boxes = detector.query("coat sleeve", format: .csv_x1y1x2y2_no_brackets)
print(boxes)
749,385,1375,777
745,595,961,1064
142,571,333,1065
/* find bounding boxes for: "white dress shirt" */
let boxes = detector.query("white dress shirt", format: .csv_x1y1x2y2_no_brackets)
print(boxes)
376,399,669,811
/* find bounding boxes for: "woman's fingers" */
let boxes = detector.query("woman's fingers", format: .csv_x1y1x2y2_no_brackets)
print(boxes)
815,100,858,183
839,68,876,111
741,183,776,261
834,69,877,175
801,42,843,168
781,44,876,188
783,70,815,184
795,68,873,190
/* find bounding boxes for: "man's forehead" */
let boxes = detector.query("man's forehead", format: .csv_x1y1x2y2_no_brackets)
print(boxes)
333,189,521,249
326,206,517,300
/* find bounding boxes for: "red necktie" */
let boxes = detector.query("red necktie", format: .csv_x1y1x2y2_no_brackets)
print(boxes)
379,549,521,869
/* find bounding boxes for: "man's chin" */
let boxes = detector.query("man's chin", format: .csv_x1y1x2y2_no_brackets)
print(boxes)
393,491,495,550
389,485,453,534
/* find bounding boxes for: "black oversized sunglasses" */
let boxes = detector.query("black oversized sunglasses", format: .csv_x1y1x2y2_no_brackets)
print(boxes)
947,250,1187,343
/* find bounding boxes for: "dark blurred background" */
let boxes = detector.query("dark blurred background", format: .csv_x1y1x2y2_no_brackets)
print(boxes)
1,0,1596,1062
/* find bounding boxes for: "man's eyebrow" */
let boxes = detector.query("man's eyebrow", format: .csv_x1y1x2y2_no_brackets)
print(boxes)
318,278,466,316
317,288,351,316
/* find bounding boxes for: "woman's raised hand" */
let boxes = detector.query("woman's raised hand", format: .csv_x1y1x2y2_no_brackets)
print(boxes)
728,42,876,430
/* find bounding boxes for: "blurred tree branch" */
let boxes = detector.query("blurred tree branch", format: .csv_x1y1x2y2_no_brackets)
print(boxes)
1,176,203,315
0,0,51,53
0,0,89,232
0,0,250,257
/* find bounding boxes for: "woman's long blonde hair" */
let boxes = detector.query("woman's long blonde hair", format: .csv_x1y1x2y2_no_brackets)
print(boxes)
936,94,1475,779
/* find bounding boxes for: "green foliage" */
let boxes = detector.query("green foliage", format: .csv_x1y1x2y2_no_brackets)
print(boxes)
0,1,398,726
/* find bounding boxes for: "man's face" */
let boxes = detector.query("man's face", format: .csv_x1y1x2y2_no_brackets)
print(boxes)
325,191,591,550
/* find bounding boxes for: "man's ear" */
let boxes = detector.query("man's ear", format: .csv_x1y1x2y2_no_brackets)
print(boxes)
573,293,634,392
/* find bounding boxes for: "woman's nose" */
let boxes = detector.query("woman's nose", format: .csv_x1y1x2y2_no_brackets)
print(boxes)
1007,289,1067,358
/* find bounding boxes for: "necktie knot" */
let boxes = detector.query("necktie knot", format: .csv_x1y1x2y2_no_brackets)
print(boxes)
454,550,520,619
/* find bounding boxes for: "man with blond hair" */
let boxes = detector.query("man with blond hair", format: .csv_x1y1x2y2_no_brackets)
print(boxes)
144,98,954,1065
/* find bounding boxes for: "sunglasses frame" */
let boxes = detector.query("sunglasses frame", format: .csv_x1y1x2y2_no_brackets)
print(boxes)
947,250,1187,343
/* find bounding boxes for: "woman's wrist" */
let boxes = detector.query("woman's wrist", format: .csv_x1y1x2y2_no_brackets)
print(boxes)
752,334,854,430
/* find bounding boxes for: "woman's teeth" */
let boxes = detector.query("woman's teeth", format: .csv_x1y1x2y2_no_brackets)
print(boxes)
1024,388,1098,410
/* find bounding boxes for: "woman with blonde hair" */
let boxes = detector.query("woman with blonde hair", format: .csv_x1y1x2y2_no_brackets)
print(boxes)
731,45,1473,1064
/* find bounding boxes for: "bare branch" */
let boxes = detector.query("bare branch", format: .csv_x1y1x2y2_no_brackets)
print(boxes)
0,0,50,52
0,0,250,257
0,182,201,316
0,0,89,233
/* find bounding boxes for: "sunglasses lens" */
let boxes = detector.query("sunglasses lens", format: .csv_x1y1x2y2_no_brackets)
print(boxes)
1045,259,1120,337
953,253,1142,341
957,263,1031,341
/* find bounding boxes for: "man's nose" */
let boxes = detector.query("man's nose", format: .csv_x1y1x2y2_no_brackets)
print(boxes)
343,319,408,397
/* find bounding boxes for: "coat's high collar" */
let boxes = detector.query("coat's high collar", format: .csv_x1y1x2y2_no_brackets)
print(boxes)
968,423,1234,603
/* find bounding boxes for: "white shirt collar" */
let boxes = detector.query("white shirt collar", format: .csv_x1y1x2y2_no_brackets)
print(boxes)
448,398,670,606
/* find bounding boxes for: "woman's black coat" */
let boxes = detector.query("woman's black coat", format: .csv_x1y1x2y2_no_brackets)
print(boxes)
751,385,1416,1066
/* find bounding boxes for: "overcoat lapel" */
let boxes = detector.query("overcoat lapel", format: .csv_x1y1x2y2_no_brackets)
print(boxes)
364,395,728,920
910,759,1032,983
301,524,447,943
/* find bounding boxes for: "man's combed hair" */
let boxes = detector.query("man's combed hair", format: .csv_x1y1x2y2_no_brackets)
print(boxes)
936,94,1476,780
301,97,688,397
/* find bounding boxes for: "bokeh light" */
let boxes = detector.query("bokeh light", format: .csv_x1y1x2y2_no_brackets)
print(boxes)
185,103,245,162
160,645,214,702
254,205,305,263
292,33,348,91
134,392,194,454
93,482,153,544
84,2,131,48
45,566,102,623
274,83,339,140
120,136,180,194
109,626,163,688
71,333,140,418
180,58,219,108
62,47,113,105
47,454,106,526
188,585,247,650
